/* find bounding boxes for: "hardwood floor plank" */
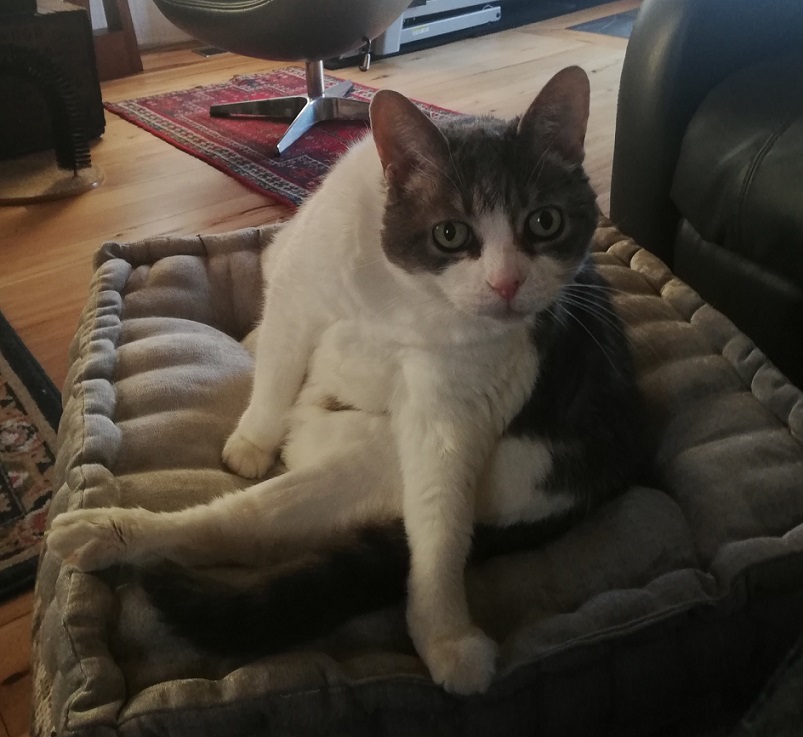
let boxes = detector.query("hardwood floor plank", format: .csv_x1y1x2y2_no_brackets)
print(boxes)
0,614,32,684
0,612,32,737
0,671,29,737
0,595,32,630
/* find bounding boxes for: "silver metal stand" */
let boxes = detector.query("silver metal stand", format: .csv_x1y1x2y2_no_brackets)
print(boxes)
209,60,369,156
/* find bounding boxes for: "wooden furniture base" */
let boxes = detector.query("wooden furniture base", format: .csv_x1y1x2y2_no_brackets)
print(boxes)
73,0,143,81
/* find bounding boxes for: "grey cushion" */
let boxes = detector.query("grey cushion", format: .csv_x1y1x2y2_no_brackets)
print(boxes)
31,222,803,737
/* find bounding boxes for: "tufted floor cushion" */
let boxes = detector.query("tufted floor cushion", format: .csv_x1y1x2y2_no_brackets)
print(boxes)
31,222,803,737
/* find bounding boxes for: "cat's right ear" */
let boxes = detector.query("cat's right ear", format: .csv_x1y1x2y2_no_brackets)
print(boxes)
370,90,450,188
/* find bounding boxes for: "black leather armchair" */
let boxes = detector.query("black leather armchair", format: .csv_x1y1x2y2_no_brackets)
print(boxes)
610,0,803,388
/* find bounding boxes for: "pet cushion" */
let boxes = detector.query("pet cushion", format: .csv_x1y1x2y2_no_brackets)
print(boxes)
31,222,803,737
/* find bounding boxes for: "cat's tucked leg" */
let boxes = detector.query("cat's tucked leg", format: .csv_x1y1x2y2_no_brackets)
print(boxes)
394,395,499,696
406,529,499,696
223,293,326,478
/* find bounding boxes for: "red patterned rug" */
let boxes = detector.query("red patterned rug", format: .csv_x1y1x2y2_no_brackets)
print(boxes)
106,66,462,208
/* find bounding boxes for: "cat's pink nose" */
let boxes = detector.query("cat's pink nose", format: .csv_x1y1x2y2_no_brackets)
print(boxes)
489,278,522,302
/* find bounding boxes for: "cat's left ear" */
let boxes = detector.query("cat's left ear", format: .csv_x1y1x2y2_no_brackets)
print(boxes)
517,66,590,164
370,90,451,187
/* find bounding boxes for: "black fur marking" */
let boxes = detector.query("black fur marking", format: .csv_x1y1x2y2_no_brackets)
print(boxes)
470,509,585,562
507,260,652,501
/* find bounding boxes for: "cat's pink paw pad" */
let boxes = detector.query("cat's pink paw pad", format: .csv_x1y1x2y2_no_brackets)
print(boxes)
426,629,499,695
222,431,276,478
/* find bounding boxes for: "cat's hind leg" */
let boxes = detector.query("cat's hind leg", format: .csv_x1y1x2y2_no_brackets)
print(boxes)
49,413,401,572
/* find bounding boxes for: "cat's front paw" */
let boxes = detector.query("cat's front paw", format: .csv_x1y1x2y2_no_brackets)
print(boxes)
222,430,277,478
48,508,134,571
423,628,499,695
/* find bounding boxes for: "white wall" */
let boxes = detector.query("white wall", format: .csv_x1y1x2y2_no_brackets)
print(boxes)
89,0,192,49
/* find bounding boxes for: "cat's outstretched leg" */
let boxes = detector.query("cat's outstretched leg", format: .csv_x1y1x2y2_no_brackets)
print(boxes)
223,294,325,479
49,418,401,571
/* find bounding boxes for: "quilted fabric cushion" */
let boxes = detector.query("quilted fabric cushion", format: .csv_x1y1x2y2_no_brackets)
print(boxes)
31,223,803,737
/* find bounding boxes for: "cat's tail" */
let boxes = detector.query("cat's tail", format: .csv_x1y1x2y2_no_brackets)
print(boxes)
139,521,409,655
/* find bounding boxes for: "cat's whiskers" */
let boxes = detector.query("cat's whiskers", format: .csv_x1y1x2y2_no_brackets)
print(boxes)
564,288,639,327
552,280,626,362
546,304,569,330
564,281,626,295
564,282,660,351
525,140,555,190
561,308,622,375
559,293,629,340
562,283,624,314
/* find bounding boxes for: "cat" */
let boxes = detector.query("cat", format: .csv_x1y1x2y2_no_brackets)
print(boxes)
48,66,647,696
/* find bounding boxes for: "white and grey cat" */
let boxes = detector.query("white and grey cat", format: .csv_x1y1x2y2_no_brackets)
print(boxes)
49,66,646,695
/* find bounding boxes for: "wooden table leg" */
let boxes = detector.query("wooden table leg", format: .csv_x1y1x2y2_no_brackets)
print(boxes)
71,0,143,81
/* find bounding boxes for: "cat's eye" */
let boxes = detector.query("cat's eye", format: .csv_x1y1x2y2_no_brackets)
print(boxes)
432,221,472,252
526,207,564,240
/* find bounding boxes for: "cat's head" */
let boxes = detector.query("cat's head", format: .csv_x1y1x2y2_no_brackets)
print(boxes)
370,67,598,323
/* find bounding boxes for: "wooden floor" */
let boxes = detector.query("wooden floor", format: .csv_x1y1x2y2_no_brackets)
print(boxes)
0,2,636,734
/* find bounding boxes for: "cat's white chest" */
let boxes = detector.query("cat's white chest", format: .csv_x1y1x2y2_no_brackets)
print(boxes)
298,321,399,414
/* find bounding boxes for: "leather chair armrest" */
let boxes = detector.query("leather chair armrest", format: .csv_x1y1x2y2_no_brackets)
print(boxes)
609,0,803,268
